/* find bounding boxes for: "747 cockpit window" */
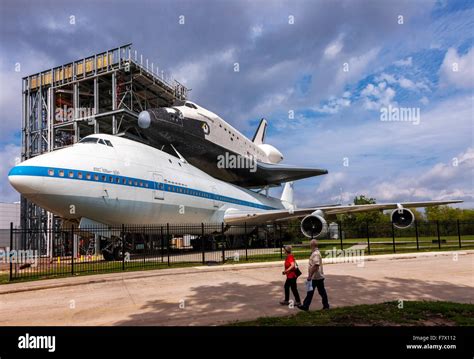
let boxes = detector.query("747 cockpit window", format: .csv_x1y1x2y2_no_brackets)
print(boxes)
79,137,113,147
79,137,98,144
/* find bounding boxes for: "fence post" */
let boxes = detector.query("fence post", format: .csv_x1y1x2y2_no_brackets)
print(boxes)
122,224,125,271
391,221,396,253
339,221,343,251
160,226,164,263
436,220,441,250
201,223,205,264
279,224,283,260
71,225,75,275
143,227,149,268
279,223,283,248
415,219,419,251
366,220,370,255
221,222,225,264
9,222,13,281
143,226,146,267
457,219,461,248
244,222,248,261
167,223,170,266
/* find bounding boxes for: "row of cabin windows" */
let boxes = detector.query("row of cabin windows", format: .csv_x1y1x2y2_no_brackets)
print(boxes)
48,168,262,207
218,123,239,140
165,179,186,187
217,123,265,157
48,169,150,188
168,185,212,198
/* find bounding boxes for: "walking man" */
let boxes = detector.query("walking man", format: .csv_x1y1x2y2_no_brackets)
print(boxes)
298,239,330,311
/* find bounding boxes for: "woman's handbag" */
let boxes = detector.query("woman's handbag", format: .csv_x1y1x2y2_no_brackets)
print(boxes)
294,261,302,278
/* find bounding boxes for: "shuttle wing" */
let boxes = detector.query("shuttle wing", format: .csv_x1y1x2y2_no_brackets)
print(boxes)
237,162,328,188
223,200,463,225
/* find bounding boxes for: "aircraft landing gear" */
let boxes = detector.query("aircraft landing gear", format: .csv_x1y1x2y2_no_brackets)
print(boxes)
101,236,126,261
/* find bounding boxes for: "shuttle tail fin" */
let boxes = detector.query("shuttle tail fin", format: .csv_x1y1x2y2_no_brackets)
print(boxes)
252,118,267,145
281,182,295,210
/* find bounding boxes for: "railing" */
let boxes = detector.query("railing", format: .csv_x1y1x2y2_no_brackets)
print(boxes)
4,220,474,282
24,43,187,99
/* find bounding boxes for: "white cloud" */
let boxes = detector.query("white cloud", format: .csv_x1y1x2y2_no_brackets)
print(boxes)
317,172,346,193
374,72,430,92
375,73,396,84
275,94,473,208
418,147,473,187
171,48,236,87
439,47,474,89
41,14,90,34
314,95,351,114
333,47,380,89
250,25,263,39
361,82,396,110
324,34,344,59
306,147,473,206
393,57,412,67
252,87,295,118
370,147,473,202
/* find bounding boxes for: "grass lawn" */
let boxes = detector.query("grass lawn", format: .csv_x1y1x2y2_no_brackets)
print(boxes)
230,301,474,326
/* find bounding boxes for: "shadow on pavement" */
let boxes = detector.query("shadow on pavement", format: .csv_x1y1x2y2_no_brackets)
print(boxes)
114,274,473,326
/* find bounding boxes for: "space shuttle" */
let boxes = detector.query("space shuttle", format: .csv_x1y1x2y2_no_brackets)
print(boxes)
135,101,327,188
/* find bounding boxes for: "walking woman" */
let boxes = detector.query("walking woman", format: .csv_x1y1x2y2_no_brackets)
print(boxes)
280,245,301,306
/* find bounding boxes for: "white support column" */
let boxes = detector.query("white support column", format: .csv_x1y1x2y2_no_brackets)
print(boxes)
47,87,53,152
46,212,53,258
93,77,99,133
111,72,117,134
73,82,79,143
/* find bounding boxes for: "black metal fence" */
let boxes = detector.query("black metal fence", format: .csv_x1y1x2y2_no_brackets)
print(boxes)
4,220,474,282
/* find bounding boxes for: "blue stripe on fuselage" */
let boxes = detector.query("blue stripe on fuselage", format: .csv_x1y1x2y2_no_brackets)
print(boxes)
9,166,276,210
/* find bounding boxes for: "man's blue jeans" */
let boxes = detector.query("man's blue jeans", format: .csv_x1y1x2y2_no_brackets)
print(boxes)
302,278,329,309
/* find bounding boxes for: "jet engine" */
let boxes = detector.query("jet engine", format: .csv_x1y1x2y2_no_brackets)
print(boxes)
391,208,415,229
300,210,328,238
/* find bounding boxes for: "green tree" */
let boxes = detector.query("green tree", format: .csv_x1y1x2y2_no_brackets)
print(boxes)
340,195,385,227
425,206,463,221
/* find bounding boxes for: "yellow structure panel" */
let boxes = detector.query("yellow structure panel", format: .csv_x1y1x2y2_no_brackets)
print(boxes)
28,54,113,90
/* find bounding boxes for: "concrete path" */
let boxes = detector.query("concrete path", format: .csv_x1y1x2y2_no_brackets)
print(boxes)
0,251,472,326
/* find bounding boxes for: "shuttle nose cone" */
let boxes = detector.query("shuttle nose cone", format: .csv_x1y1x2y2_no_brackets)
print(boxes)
8,165,44,195
138,111,151,129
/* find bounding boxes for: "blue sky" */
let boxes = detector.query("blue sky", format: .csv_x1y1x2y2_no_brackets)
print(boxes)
0,0,473,207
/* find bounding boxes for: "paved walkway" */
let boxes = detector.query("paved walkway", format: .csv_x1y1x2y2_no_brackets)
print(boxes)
0,251,472,326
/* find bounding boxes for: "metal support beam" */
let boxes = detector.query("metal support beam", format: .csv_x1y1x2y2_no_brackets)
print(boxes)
111,71,117,134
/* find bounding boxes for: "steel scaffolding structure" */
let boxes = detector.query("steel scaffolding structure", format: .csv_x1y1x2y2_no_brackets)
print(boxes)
20,43,188,253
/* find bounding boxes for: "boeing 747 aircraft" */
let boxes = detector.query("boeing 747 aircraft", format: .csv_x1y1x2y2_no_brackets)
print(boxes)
9,133,462,258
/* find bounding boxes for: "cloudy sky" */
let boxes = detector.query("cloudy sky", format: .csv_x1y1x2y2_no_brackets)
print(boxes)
0,0,473,207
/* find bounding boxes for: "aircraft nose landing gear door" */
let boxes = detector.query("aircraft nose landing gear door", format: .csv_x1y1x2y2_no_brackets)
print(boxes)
152,172,164,200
